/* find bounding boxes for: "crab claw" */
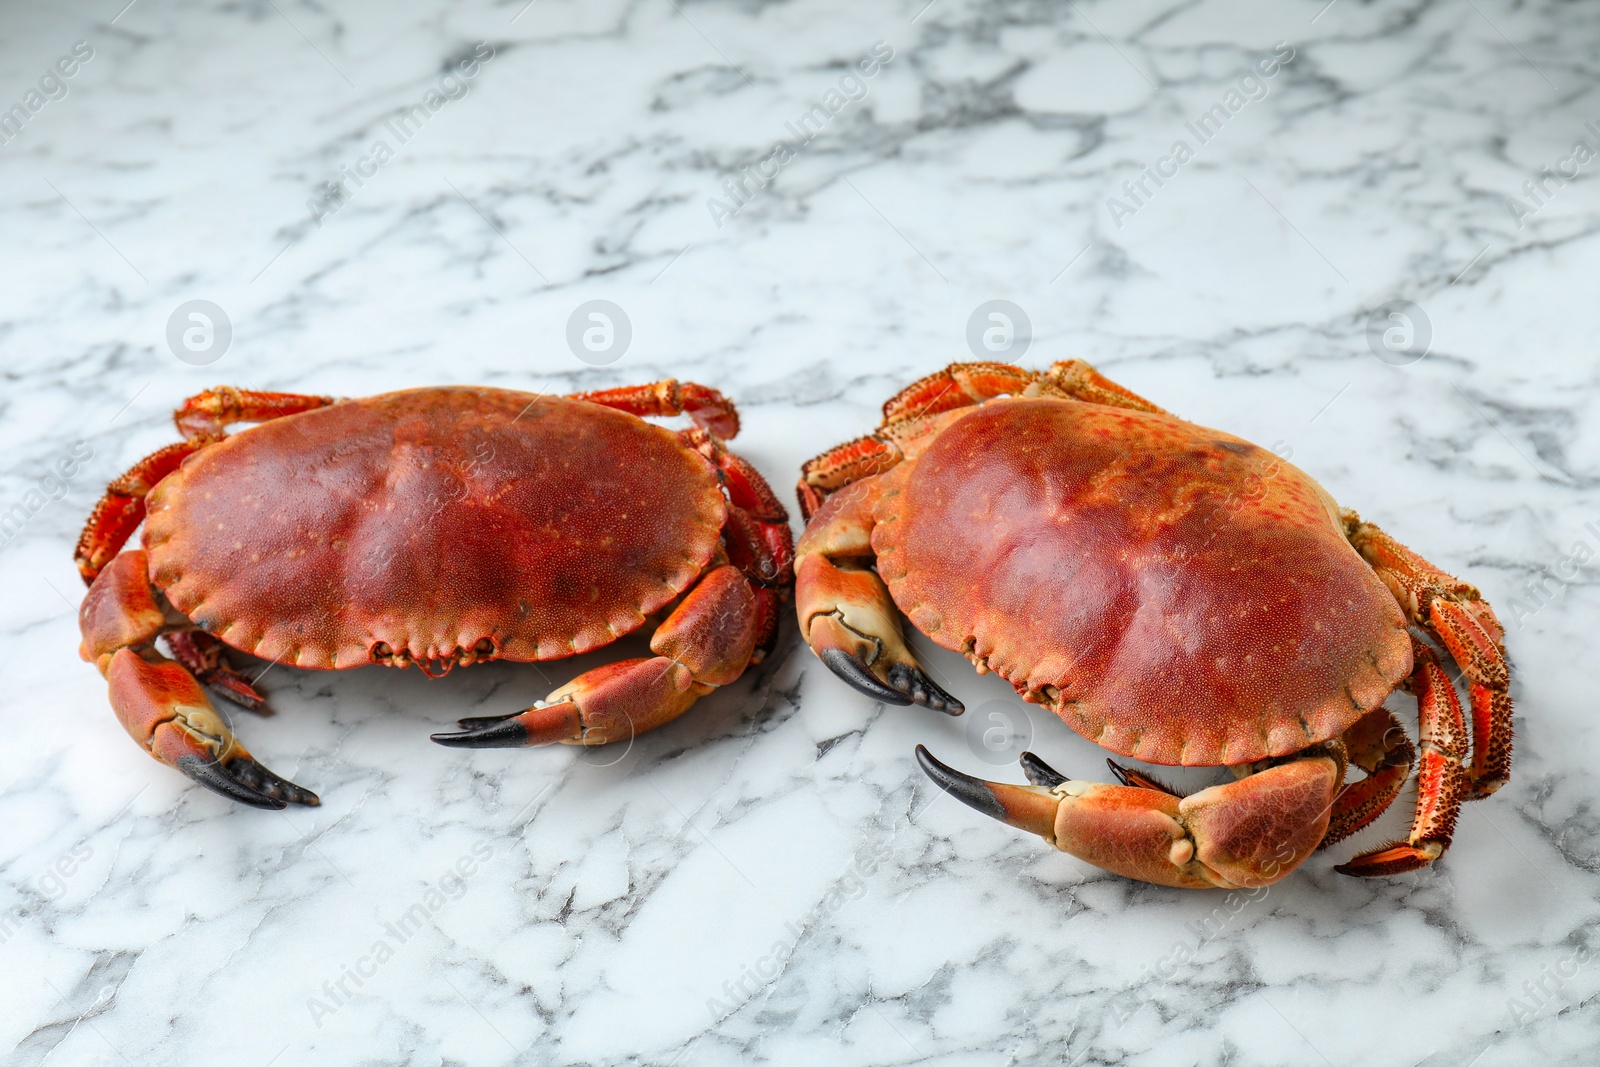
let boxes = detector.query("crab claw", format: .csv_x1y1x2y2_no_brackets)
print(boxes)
918,745,1059,835
432,657,702,748
794,494,963,715
107,648,318,809
916,746,1340,890
1019,750,1067,788
175,750,319,809
816,635,963,714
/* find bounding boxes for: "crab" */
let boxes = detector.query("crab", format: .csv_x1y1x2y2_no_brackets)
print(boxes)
76,381,792,809
794,361,1511,887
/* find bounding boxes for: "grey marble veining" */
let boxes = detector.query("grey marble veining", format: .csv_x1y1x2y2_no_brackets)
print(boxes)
2,0,1598,1063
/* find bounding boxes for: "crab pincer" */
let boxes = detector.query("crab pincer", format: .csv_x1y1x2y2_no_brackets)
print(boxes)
432,562,764,748
917,746,1341,889
433,658,699,748
793,480,962,715
80,552,318,809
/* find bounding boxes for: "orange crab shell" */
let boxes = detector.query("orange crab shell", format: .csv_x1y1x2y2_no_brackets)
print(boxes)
142,387,728,670
868,397,1413,767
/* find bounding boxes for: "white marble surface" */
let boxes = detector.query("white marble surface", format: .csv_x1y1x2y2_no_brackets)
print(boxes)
3,0,1598,1063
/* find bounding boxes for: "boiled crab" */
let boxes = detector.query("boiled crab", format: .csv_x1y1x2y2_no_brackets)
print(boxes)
794,361,1511,887
76,381,792,808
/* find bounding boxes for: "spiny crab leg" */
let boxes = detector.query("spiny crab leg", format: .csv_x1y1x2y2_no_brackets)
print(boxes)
75,439,207,585
881,360,1168,425
796,360,1169,519
1319,706,1413,851
916,745,1343,890
77,388,334,585
1335,639,1469,876
1105,759,1184,796
80,550,318,809
174,387,334,441
571,379,740,440
1344,512,1512,799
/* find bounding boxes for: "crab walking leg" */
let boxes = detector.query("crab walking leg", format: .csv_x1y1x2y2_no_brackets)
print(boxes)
432,565,763,748
1337,641,1470,876
174,387,335,441
796,434,901,520
166,629,269,711
1030,750,1183,799
1105,759,1185,797
721,508,788,661
917,747,1342,889
796,410,976,519
1321,707,1414,849
724,504,796,591
1345,513,1512,797
681,427,796,593
797,360,1167,519
672,427,793,657
1042,360,1170,414
880,360,1168,425
570,379,740,440
75,439,208,584
880,362,1039,422
1463,683,1514,801
77,389,336,585
78,551,318,808
793,479,962,713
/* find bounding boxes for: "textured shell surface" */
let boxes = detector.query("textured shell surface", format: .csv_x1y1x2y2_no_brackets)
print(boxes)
871,397,1410,767
143,387,727,669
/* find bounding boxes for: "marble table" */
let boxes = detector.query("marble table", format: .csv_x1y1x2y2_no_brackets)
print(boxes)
3,0,1597,1063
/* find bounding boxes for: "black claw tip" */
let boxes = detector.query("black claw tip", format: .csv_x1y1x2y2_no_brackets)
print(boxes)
915,745,1007,822
455,712,519,730
229,756,321,807
1106,758,1183,797
176,755,290,810
1106,758,1132,787
818,648,912,706
431,719,530,748
1019,750,1067,789
886,663,964,715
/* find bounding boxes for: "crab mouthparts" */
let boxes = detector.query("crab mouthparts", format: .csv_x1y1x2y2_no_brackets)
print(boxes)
370,638,498,676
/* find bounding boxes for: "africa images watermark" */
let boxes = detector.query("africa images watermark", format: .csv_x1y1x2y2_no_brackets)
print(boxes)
1106,40,1297,229
0,841,96,948
306,840,494,1026
308,42,497,226
1107,839,1299,1027
1505,119,1600,230
705,41,896,229
0,440,95,551
1507,937,1599,1028
704,841,892,1019
1502,519,1600,630
0,40,95,147
1168,439,1296,568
